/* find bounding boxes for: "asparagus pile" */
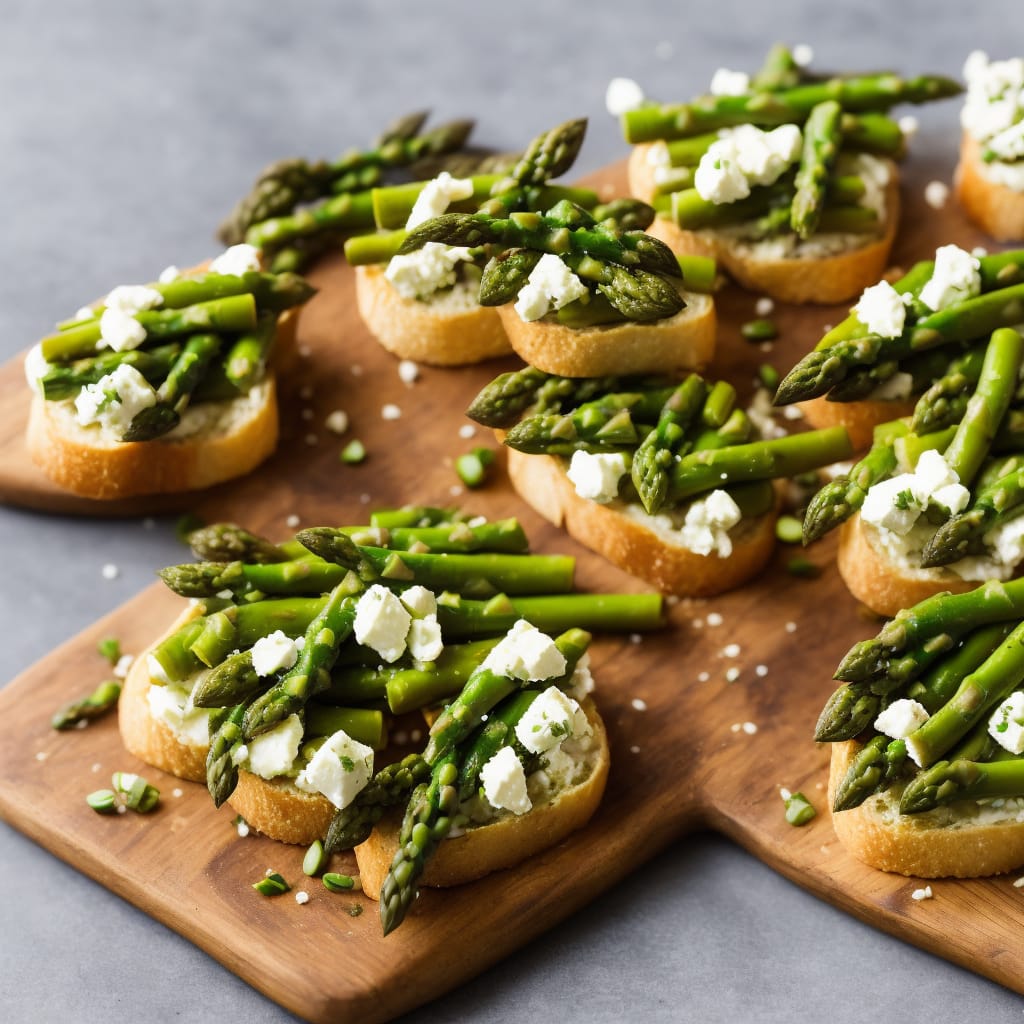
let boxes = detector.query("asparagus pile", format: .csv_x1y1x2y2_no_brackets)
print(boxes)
31,264,316,442
801,322,1024,573
818,583,1024,820
620,43,960,246
469,368,853,516
154,508,663,926
344,118,716,324
219,111,502,273
775,250,1024,408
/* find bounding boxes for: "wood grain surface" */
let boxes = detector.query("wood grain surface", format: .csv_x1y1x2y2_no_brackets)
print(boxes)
1,160,1018,1024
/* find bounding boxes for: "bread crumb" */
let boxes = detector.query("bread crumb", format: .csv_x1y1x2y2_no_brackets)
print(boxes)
101,563,120,581
381,403,402,420
631,698,648,711
91,762,102,772
285,514,301,528
730,723,741,733
924,181,949,210
911,886,934,901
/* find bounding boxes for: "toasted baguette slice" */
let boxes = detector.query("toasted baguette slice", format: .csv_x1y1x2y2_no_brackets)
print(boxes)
626,143,667,207
641,167,900,305
836,514,978,618
27,308,296,500
495,287,716,378
828,739,1024,877
955,133,1024,243
356,698,608,898
506,446,777,596
354,264,511,365
227,771,337,846
799,395,915,452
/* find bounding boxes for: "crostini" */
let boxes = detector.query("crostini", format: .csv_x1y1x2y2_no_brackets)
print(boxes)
23,246,315,500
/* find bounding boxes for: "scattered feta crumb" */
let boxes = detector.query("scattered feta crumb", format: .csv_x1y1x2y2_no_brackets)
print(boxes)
1014,877,1024,888
397,360,419,385
755,297,774,317
480,746,531,814
295,891,310,905
731,723,741,733
112,654,134,679
237,821,250,837
567,450,628,504
972,246,989,259
911,886,934,901
725,667,741,683
697,671,710,683
742,721,758,735
706,612,724,627
35,751,48,761
605,76,646,116
723,643,741,658
458,423,476,439
785,621,797,633
514,253,589,321
779,787,792,800
988,691,1024,754
483,620,567,682
285,514,300,528
692,618,704,629
325,410,349,435
158,265,180,284
709,68,750,96
875,698,930,740
793,43,814,66
354,585,412,663
405,172,474,230
449,484,464,497
755,664,768,678
898,115,919,137
854,280,906,339
695,124,802,204
630,745,641,754
101,563,120,581
631,698,648,711
629,633,643,645
923,180,950,210
210,243,261,276
91,763,101,773
252,631,299,677
360,493,371,504
172,788,183,798
381,403,402,420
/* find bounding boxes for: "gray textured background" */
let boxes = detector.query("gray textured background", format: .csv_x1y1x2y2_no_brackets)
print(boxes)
2,1,1023,1021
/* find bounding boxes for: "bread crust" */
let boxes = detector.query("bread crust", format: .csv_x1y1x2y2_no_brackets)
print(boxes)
829,740,1024,878
799,395,915,453
955,133,1024,243
355,698,609,899
836,515,977,618
640,168,901,305
495,288,716,378
505,446,777,597
354,264,511,365
227,771,337,847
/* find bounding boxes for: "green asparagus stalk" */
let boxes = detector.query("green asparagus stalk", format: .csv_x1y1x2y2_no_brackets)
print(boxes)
899,756,1024,814
51,680,122,730
457,690,540,800
190,650,264,708
39,343,181,401
206,703,247,807
910,345,986,433
188,523,290,564
791,100,843,239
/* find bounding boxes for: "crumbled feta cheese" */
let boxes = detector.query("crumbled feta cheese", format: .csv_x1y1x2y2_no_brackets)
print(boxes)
898,115,919,137
210,243,261,276
101,563,120,581
381,403,402,420
920,245,981,311
514,253,589,322
854,280,906,339
709,68,750,96
515,687,587,754
98,307,147,352
645,140,671,168
961,51,1024,144
385,242,475,299
869,372,915,401
251,630,299,677
112,654,134,679
793,44,814,67
285,514,301,528
397,359,419,384
22,344,52,394
405,172,475,230
147,655,170,684
605,77,645,116
158,265,180,284
482,620,567,682
746,387,787,439
707,612,724,627
755,664,768,677
480,746,531,814
459,423,476,439
723,643,741,658
246,714,304,779
399,585,437,619
354,585,412,663
849,152,891,219
874,698,930,740
105,284,163,315
146,684,212,746
679,489,743,558
988,691,1024,754
565,653,595,701
75,363,157,433
631,698,648,711
295,891,310,905
755,296,774,317
295,729,374,809
862,450,969,536
785,621,797,633
911,886,934,902
566,450,627,504
923,180,950,210
408,617,443,662
726,668,741,683
741,721,758,735
695,124,802,204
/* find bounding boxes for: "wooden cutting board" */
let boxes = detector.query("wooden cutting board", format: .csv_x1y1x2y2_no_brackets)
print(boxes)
1,159,1018,1024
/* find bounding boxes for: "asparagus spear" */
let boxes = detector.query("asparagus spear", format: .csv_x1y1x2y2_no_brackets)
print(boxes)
51,680,122,730
191,650,264,708
456,690,540,800
791,100,843,239
751,43,803,92
206,703,247,807
909,345,986,433
899,756,1024,814
244,190,376,251
39,343,181,401
621,73,962,142
188,523,290,564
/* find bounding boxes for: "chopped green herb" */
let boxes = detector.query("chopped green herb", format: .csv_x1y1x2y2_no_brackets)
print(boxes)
323,872,356,893
302,839,326,877
775,515,803,545
175,512,205,544
253,871,290,896
455,448,496,489
86,789,118,814
787,556,821,579
97,637,121,665
340,439,367,464
893,488,916,511
339,755,355,772
783,791,817,826
741,318,779,343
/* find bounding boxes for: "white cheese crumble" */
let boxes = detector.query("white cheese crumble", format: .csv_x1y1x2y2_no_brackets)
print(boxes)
746,387,787,439
295,891,310,905
514,253,589,322
707,612,724,627
146,684,212,746
566,450,628,504
98,307,147,352
986,121,1024,162
285,514,301,528
679,489,743,558
405,172,475,230
515,687,589,755
112,654,134,679
919,244,981,312
911,886,934,901
988,691,1024,754
793,44,814,67
385,242,476,299
459,423,476,439
565,653,595,701
400,585,437,619
408,618,444,662
354,585,412,663
324,410,348,434
381,403,402,420
869,372,915,401
755,296,774,317
482,620,567,682
874,698,930,740
75,363,158,433
105,284,163,315
251,630,299,677
480,746,531,815
854,280,906,339
861,449,970,536
961,51,1024,145
210,243,261,276
295,729,374,809
245,714,304,779
923,180,950,210
22,344,52,394
605,76,646,116
898,115,919,137
709,68,750,96
398,359,420,384
694,124,802,205
158,265,181,284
